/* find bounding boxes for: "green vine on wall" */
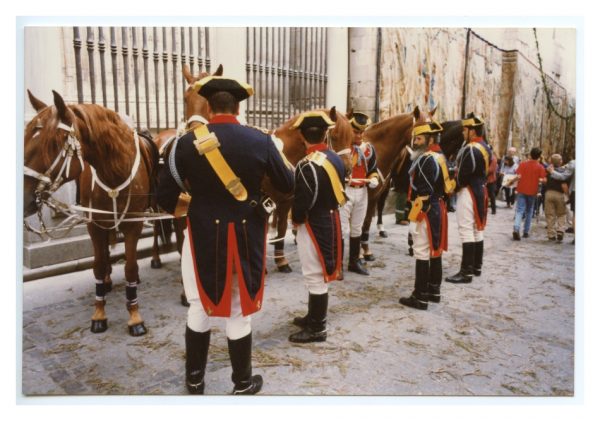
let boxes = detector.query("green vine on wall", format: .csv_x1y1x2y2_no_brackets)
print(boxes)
533,28,575,121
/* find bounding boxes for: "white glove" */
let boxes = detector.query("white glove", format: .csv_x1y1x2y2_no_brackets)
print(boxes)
368,177,380,189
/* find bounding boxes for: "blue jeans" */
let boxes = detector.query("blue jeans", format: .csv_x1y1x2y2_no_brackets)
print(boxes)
514,193,537,234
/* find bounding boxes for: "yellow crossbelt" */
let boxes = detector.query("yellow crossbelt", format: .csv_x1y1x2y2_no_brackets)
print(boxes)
470,142,490,175
424,151,456,194
308,151,346,206
193,125,248,201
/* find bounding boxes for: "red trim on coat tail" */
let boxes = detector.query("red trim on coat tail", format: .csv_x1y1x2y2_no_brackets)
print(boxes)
186,217,232,317
467,186,487,231
232,222,267,316
305,221,340,283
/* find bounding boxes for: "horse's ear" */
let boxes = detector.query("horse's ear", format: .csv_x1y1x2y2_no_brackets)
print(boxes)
182,64,194,84
346,107,353,119
329,106,337,122
27,89,47,112
413,106,421,119
213,64,224,76
467,111,475,118
52,90,68,120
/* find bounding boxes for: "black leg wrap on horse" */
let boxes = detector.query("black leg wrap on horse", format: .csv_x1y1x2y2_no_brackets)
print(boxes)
125,283,138,303
95,281,106,299
228,332,263,395
289,293,328,343
185,326,211,395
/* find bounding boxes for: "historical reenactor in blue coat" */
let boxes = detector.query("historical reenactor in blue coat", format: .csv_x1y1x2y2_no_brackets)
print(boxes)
341,112,380,275
446,114,491,284
157,76,294,395
289,110,346,343
399,121,455,310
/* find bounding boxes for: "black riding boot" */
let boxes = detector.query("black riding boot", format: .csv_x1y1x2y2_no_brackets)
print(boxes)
185,326,210,395
445,242,475,283
424,257,442,303
399,259,429,310
348,236,369,275
289,292,328,343
227,332,263,395
473,241,484,276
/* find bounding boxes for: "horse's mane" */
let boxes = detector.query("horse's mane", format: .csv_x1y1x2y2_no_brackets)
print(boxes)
71,104,136,182
25,106,61,169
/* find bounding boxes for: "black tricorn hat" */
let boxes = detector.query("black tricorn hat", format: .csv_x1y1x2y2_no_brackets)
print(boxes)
193,76,254,102
462,113,485,127
349,112,372,131
412,121,444,136
291,111,336,130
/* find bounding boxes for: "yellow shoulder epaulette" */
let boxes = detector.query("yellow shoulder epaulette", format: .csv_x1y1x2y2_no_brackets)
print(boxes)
193,125,248,201
424,151,456,195
307,151,346,206
470,142,490,175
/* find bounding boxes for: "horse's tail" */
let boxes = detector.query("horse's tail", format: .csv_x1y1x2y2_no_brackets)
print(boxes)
139,129,160,206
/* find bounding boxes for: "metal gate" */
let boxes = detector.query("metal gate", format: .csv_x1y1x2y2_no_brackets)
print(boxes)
245,27,328,129
72,26,211,132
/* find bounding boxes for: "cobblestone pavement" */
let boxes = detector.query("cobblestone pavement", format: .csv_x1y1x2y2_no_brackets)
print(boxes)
21,203,575,397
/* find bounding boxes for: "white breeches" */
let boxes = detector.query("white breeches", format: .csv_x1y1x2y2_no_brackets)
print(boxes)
456,188,484,243
181,232,251,340
340,186,369,238
296,224,328,295
410,219,431,260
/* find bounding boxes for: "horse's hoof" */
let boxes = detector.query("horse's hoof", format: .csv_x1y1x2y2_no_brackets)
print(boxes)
277,264,293,273
379,231,388,238
363,254,375,262
91,319,108,333
128,322,148,336
151,259,162,269
180,293,190,307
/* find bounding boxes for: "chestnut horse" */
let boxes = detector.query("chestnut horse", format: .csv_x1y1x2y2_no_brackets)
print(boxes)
266,107,354,272
24,90,158,336
150,64,223,271
358,106,435,260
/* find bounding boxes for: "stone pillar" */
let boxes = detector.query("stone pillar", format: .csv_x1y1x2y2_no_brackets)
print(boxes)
496,50,518,156
326,28,348,112
348,28,378,119
212,27,248,122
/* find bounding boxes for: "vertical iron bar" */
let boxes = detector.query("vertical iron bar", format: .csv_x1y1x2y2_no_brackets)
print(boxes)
110,27,119,112
188,27,195,75
264,28,269,128
323,28,328,109
258,27,263,128
461,28,471,119
142,28,151,130
277,27,282,126
172,28,179,126
121,27,130,115
374,27,382,122
270,27,275,128
245,27,250,123
318,27,324,108
132,27,141,130
197,27,204,73
86,27,96,104
308,27,313,110
153,28,160,131
303,27,309,112
98,28,107,107
73,27,84,103
289,27,295,116
252,28,258,126
205,27,211,73
180,27,187,104
162,27,170,128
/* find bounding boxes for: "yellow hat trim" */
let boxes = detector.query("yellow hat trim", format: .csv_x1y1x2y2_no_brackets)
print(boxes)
349,116,372,131
461,117,484,127
192,76,254,97
412,121,443,136
291,111,336,129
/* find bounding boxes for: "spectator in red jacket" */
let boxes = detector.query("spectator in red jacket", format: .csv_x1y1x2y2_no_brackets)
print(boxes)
510,147,547,240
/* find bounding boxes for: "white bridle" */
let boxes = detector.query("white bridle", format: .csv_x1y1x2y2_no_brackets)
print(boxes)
24,121,85,196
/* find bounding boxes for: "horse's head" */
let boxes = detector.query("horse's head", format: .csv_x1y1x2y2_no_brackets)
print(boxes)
182,64,223,129
327,107,354,175
439,120,465,159
23,90,85,217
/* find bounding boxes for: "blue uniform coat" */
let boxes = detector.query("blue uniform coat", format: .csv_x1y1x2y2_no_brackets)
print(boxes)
157,115,294,316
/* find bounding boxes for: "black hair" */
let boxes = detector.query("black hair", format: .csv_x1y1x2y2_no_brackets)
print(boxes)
530,147,542,160
472,125,484,137
207,91,238,114
300,127,328,144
